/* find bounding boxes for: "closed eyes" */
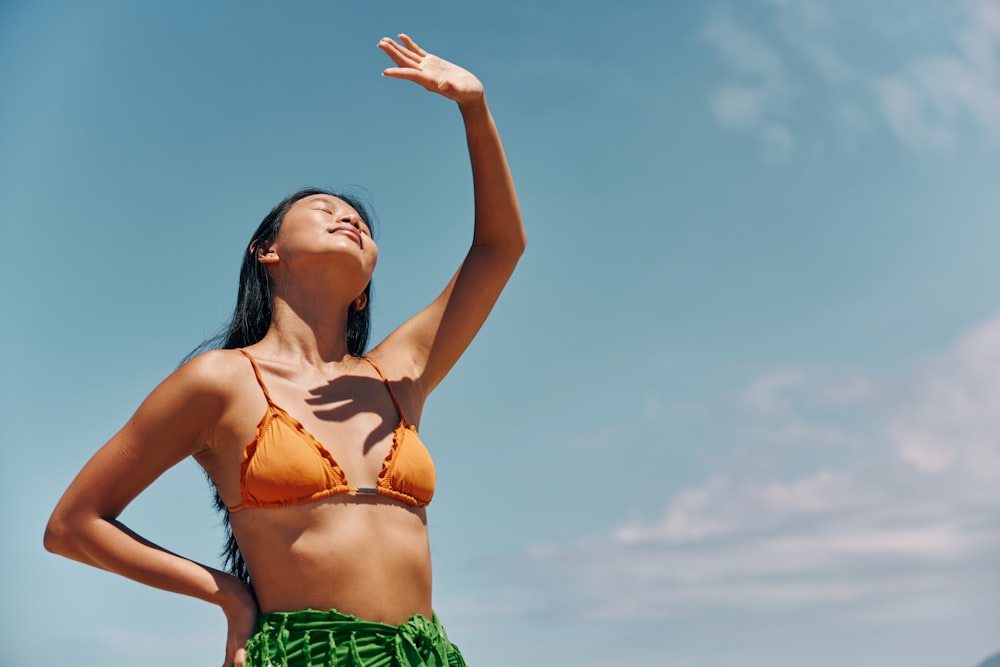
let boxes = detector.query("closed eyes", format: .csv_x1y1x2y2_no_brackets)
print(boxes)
318,207,371,236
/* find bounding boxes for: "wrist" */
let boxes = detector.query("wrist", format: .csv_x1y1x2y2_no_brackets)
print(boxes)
214,571,255,611
458,92,488,116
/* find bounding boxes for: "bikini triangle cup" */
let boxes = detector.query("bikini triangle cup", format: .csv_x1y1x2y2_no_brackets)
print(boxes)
227,349,435,512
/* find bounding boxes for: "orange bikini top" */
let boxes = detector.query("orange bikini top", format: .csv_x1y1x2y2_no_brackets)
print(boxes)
227,349,435,512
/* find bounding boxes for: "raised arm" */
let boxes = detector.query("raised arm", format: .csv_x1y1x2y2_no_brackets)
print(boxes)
375,34,526,396
43,352,258,667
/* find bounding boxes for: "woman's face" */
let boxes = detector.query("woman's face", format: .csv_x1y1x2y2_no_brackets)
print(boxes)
265,195,378,284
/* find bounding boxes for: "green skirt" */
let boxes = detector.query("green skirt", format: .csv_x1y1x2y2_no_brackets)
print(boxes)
244,608,467,667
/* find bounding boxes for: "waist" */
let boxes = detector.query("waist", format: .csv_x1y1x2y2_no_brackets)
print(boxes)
257,607,443,633
252,555,433,622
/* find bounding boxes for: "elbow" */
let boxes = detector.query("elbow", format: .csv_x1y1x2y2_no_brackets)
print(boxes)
42,512,73,556
44,509,84,558
471,228,526,266
510,234,527,266
43,516,69,555
511,225,527,255
506,229,527,260
512,213,527,253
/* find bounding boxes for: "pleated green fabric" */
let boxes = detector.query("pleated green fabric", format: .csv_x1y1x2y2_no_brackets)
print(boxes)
244,609,467,667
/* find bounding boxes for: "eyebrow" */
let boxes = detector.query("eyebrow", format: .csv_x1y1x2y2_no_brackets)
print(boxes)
309,196,361,216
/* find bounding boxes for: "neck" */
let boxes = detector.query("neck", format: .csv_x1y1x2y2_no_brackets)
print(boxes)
259,283,361,365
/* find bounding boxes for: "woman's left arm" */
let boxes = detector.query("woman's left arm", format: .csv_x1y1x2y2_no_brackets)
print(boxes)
376,35,527,394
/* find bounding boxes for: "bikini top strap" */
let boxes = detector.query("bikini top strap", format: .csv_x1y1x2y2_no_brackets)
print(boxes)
363,357,408,425
237,349,276,406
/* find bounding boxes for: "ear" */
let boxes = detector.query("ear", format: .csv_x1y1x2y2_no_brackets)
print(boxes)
251,238,280,265
351,293,368,312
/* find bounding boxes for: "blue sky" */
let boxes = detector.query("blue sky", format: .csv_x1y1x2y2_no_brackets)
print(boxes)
2,1,999,665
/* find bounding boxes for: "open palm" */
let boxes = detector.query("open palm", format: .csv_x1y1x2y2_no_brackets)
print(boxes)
378,34,484,105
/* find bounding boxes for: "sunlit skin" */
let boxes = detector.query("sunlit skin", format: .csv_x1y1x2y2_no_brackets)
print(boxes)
44,33,525,667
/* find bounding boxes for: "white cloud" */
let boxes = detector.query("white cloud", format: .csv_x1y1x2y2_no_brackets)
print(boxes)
499,312,1000,629
701,9,795,157
889,315,1000,480
709,84,767,128
703,0,1000,152
873,76,958,149
873,0,1000,149
702,11,786,80
811,372,879,406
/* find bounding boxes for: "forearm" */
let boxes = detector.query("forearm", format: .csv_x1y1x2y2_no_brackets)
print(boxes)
459,96,526,253
45,513,251,609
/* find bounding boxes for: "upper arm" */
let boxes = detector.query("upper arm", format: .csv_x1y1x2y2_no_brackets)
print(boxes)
50,351,234,524
376,242,523,396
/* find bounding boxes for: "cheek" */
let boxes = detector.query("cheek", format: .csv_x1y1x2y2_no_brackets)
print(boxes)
270,225,302,252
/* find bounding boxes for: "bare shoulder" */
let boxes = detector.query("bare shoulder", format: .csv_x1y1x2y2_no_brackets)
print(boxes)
139,349,254,432
128,349,258,459
173,349,251,399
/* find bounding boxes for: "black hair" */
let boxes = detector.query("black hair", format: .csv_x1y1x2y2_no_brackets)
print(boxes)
193,187,376,586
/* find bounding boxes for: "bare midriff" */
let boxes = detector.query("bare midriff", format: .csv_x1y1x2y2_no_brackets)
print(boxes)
230,494,432,625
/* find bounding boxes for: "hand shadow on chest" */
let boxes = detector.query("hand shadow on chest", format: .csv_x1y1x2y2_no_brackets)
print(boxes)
298,374,417,455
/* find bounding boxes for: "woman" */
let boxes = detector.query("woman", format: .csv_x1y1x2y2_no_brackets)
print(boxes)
44,34,524,667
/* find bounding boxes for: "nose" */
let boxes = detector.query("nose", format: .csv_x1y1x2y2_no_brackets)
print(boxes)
340,215,361,229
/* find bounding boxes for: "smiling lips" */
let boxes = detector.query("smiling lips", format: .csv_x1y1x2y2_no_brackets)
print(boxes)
330,226,363,247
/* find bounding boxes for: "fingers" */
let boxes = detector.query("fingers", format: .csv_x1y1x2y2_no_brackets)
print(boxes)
379,36,432,84
223,644,247,667
381,67,421,82
378,33,428,69
378,37,420,68
397,33,427,57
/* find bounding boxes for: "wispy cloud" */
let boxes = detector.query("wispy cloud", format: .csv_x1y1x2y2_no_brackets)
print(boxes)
492,312,1000,629
889,315,1000,478
702,0,1000,153
702,9,795,159
875,0,1000,149
742,368,803,414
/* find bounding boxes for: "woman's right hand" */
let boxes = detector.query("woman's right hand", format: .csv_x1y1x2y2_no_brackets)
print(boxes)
378,34,485,107
221,583,258,667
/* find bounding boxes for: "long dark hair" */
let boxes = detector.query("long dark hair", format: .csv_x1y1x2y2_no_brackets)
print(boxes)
195,187,376,586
